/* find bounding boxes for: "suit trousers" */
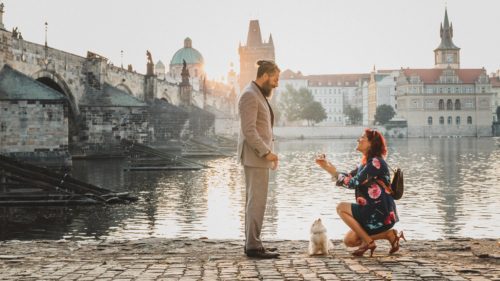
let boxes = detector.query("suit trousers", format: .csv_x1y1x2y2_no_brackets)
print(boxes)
244,165,269,251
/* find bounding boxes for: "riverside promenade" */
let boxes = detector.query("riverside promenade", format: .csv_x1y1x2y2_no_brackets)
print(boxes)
0,238,498,280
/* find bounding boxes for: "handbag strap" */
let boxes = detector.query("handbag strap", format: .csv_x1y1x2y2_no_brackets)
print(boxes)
376,179,394,196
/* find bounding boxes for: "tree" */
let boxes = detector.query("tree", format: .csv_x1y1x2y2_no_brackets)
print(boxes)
303,101,327,126
374,104,395,125
278,85,327,126
270,93,282,125
344,105,363,125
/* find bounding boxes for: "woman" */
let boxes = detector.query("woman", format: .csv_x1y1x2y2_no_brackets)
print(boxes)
315,128,405,257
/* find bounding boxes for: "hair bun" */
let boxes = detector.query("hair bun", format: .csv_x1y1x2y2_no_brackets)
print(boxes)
256,60,275,66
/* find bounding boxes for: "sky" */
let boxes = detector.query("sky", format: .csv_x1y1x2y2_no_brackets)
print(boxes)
3,0,500,81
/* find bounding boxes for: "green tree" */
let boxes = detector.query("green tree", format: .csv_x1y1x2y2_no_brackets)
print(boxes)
374,104,395,125
303,101,327,126
279,85,311,121
278,85,327,125
270,93,282,125
344,105,363,125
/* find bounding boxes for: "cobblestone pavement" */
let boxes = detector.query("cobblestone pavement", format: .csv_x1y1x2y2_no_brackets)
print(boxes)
0,238,498,280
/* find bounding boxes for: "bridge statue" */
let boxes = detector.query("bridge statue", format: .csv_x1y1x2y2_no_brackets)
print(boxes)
146,50,154,76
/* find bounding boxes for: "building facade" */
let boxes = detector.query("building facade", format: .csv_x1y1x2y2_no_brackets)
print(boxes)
490,70,500,122
277,70,368,126
367,69,399,125
396,9,493,137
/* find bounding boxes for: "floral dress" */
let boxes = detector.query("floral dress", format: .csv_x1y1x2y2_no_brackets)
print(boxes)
337,157,399,235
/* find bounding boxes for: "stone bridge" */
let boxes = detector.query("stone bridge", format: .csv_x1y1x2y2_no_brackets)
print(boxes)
0,23,237,165
0,28,211,116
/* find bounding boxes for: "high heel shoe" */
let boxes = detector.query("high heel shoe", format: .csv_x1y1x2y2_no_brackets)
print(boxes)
352,240,377,257
389,229,406,254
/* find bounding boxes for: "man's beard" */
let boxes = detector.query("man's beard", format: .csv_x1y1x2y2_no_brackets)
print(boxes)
261,81,274,97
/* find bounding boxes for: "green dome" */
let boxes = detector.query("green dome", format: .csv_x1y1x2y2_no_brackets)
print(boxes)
170,37,204,65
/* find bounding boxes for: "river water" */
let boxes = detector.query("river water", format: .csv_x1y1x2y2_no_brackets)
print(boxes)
1,137,499,241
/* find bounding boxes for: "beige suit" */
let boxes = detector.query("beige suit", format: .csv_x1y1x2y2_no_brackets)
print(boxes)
237,82,274,251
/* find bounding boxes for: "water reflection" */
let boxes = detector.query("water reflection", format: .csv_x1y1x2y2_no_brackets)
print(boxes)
1,138,498,241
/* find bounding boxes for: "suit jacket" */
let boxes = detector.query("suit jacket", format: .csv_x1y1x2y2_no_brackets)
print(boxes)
237,82,274,168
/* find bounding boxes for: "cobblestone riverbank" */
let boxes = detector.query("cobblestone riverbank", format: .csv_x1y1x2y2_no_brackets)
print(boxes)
0,238,498,280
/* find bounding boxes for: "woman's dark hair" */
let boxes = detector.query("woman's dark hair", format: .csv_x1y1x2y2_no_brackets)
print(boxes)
256,60,280,78
362,128,388,164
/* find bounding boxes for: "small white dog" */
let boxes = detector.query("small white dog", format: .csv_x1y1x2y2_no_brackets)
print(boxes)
308,218,334,256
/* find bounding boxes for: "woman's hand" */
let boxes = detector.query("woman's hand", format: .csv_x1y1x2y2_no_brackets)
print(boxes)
315,154,338,177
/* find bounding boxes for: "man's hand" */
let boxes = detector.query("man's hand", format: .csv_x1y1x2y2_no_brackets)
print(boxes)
265,152,279,170
265,152,278,162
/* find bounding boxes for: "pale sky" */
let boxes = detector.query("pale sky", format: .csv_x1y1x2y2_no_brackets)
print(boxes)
3,0,500,81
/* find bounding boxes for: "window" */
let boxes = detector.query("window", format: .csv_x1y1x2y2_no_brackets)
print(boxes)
439,99,444,110
428,117,433,125
467,116,472,124
455,99,461,110
439,116,444,125
446,99,453,110
447,116,452,125
456,116,460,125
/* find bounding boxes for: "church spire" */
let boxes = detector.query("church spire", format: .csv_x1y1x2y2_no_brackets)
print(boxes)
246,20,263,47
436,7,459,50
434,7,460,69
268,33,274,46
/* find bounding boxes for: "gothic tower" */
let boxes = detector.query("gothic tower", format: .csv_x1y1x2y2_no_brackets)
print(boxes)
434,8,460,69
238,20,275,90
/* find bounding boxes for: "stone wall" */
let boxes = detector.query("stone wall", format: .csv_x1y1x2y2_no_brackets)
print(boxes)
274,126,367,139
0,100,70,166
147,99,189,146
76,106,149,155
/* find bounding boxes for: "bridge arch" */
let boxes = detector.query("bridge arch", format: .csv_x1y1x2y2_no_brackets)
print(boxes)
32,70,80,116
115,83,134,96
32,70,80,145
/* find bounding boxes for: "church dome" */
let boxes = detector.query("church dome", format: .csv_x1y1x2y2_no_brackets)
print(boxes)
170,37,204,66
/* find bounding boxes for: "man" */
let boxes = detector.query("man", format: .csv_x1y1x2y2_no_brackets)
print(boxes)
237,60,280,259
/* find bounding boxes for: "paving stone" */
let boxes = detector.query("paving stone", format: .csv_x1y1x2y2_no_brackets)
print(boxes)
0,238,498,280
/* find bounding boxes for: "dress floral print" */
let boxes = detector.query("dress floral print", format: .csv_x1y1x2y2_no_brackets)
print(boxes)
337,157,399,235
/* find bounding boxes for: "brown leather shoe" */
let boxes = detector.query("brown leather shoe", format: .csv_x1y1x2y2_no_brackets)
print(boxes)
246,248,280,259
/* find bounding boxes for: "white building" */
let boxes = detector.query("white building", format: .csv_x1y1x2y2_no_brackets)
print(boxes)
278,70,368,126
490,70,500,121
367,69,400,124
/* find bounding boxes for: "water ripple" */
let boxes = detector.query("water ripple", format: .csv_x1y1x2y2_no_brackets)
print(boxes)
1,137,498,241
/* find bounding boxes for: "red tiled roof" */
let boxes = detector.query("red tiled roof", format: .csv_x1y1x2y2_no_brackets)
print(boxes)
401,68,486,84
280,69,306,79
